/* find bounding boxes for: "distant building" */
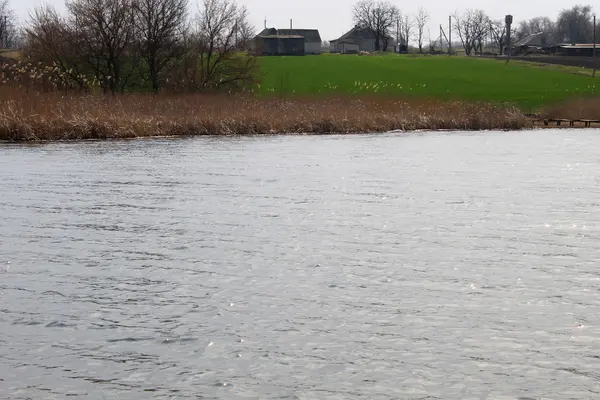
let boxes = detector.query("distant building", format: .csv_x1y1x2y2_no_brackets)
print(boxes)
252,27,322,55
557,44,600,57
510,32,558,55
509,32,600,56
252,34,305,56
330,26,395,53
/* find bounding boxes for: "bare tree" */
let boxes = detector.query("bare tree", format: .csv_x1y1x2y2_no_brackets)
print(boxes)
66,0,137,93
453,9,489,55
400,12,413,49
232,12,254,49
192,0,257,90
516,16,555,40
25,5,89,89
0,0,19,48
556,5,594,43
489,20,509,54
414,7,429,54
353,0,399,51
133,0,188,92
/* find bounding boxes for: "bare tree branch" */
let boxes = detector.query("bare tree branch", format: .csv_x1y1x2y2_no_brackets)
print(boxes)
133,0,188,92
0,0,19,48
193,0,256,90
400,13,413,49
353,0,399,51
414,7,429,54
66,0,136,93
453,9,489,55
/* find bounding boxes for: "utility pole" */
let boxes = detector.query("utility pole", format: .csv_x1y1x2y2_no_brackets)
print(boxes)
448,16,452,55
594,14,597,77
505,14,513,63
396,17,400,53
1,15,5,48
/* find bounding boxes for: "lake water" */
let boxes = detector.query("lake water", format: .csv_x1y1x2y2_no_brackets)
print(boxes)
1,130,600,400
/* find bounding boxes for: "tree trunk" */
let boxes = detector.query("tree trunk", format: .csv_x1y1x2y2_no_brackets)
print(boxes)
149,55,159,93
374,31,381,51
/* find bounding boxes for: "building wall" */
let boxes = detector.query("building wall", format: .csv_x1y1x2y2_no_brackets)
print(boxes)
254,37,305,56
355,38,393,52
558,47,596,57
331,38,393,53
341,43,359,54
305,41,322,54
356,38,376,52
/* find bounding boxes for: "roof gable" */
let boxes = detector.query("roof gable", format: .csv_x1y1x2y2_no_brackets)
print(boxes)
333,26,393,42
255,28,322,43
258,28,277,36
513,32,557,47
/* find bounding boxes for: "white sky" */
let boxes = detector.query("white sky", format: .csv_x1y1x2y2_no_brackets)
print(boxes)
13,0,596,43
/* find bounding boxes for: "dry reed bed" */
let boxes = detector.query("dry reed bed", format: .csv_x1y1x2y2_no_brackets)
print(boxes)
542,97,600,121
0,89,530,141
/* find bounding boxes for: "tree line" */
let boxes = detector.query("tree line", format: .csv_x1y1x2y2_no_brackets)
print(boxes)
1,0,257,93
352,1,599,55
1,0,598,94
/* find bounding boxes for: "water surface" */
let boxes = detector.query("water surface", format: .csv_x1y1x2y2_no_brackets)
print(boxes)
1,130,600,399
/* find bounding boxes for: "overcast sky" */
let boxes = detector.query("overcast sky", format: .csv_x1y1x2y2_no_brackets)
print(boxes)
13,0,594,43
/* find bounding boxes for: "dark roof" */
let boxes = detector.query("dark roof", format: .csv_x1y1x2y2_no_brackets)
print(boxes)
332,25,392,42
258,28,277,36
256,28,321,43
257,35,305,39
336,39,358,44
277,29,321,43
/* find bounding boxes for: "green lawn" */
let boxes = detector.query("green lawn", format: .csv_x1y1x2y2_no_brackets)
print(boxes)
257,54,599,111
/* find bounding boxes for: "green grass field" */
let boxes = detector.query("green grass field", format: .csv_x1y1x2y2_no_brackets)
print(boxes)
258,54,599,111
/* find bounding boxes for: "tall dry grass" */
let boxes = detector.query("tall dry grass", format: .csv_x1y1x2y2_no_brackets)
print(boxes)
0,87,530,141
542,96,600,120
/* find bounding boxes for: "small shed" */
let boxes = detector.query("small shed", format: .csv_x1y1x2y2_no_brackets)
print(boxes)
253,35,305,56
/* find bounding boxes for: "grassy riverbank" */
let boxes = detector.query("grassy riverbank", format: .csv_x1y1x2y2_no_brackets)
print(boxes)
0,88,529,141
259,54,598,111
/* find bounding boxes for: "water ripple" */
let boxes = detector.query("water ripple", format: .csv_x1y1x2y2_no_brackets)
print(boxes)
2,131,600,399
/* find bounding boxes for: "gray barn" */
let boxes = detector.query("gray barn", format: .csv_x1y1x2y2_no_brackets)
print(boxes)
331,26,395,53
253,27,322,55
